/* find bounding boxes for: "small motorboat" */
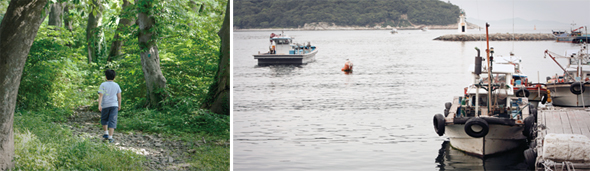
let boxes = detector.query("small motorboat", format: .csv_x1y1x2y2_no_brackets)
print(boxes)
253,32,318,66
390,28,398,34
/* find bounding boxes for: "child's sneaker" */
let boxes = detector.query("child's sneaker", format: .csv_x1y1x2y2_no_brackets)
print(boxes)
103,134,109,140
108,138,114,143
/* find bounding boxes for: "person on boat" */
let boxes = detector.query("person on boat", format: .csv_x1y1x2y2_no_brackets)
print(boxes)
342,59,353,71
269,40,276,54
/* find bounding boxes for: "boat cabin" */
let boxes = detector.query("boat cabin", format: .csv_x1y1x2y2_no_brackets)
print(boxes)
270,37,293,55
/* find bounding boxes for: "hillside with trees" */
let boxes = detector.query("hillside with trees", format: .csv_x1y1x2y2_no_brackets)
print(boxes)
234,0,462,29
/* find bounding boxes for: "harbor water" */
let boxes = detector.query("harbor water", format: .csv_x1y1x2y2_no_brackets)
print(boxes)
233,29,580,170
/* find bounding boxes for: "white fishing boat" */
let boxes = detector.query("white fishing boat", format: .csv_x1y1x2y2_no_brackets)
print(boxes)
390,28,398,34
495,53,550,108
253,32,318,66
433,26,534,157
544,44,590,107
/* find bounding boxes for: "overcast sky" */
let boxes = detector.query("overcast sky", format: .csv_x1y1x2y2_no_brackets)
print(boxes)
446,0,590,27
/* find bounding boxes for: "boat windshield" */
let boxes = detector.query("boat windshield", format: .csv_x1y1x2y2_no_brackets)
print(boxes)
274,39,291,45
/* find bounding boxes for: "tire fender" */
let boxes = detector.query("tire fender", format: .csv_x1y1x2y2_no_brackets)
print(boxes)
433,114,446,136
516,88,530,97
570,82,585,95
464,117,489,138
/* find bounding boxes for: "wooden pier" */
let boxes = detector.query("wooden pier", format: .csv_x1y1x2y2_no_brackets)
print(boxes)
533,107,590,170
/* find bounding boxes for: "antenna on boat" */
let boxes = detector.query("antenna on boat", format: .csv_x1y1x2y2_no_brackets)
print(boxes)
511,0,515,54
486,23,492,115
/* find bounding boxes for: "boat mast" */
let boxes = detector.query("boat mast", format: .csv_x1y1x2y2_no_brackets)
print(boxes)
486,23,492,115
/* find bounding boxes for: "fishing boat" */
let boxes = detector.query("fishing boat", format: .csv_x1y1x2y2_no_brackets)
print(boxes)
390,28,398,34
433,24,534,157
544,44,590,107
553,26,587,43
495,54,550,108
253,32,318,66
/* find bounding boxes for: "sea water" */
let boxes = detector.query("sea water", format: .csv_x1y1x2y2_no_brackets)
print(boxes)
233,29,579,170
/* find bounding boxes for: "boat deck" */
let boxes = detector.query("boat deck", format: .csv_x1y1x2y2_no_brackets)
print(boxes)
535,107,590,170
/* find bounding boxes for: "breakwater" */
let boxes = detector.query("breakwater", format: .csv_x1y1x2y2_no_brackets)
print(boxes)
434,33,556,41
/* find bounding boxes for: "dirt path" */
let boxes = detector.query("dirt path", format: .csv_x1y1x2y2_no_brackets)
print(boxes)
65,109,200,170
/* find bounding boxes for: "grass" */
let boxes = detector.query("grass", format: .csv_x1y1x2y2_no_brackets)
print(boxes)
14,107,230,170
115,107,230,170
14,111,145,170
188,144,230,170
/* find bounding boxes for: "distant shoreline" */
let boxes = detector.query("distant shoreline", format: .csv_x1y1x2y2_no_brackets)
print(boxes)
234,22,480,32
234,28,463,32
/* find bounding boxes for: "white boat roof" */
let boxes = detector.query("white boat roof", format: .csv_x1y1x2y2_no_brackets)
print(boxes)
469,63,515,74
271,36,292,40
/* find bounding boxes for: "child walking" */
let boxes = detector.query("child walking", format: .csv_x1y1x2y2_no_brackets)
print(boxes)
98,69,122,143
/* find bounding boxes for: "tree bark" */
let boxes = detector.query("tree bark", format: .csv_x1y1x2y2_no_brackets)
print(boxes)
108,0,133,62
202,1,229,115
86,0,103,63
48,2,65,27
64,3,73,31
0,0,48,169
138,0,167,107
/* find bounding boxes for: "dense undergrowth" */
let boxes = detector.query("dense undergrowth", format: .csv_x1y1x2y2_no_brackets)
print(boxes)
12,0,229,169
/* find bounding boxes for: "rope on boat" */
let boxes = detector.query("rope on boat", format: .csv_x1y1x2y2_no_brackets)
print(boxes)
563,161,576,171
542,160,578,171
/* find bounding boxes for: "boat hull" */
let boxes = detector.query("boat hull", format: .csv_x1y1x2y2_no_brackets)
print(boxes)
546,83,590,107
445,124,526,156
253,50,318,66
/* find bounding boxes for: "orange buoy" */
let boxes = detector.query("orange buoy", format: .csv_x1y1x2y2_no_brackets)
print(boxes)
341,59,353,71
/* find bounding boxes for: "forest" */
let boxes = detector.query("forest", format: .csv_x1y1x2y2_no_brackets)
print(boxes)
234,0,462,29
0,0,229,170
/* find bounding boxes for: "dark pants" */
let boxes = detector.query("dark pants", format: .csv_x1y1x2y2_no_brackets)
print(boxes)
101,106,118,129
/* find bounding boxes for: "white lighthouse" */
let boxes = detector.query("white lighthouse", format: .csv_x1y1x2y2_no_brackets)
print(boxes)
458,10,466,33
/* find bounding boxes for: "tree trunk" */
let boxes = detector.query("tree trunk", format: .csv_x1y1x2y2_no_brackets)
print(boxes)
86,0,103,63
108,0,133,62
48,2,65,27
202,1,229,115
138,0,167,107
0,0,48,169
64,3,73,31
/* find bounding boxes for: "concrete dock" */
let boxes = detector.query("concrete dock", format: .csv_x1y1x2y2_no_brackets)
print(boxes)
533,107,590,170
434,33,556,41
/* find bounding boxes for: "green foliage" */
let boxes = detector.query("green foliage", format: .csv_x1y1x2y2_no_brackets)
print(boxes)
188,144,230,170
117,108,229,139
18,25,92,110
14,111,145,170
234,0,461,28
12,0,229,169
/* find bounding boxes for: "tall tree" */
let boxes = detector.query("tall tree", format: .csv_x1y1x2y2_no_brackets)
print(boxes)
138,0,167,107
108,0,133,61
0,0,48,169
202,0,229,115
64,3,73,31
86,0,103,63
48,1,66,27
